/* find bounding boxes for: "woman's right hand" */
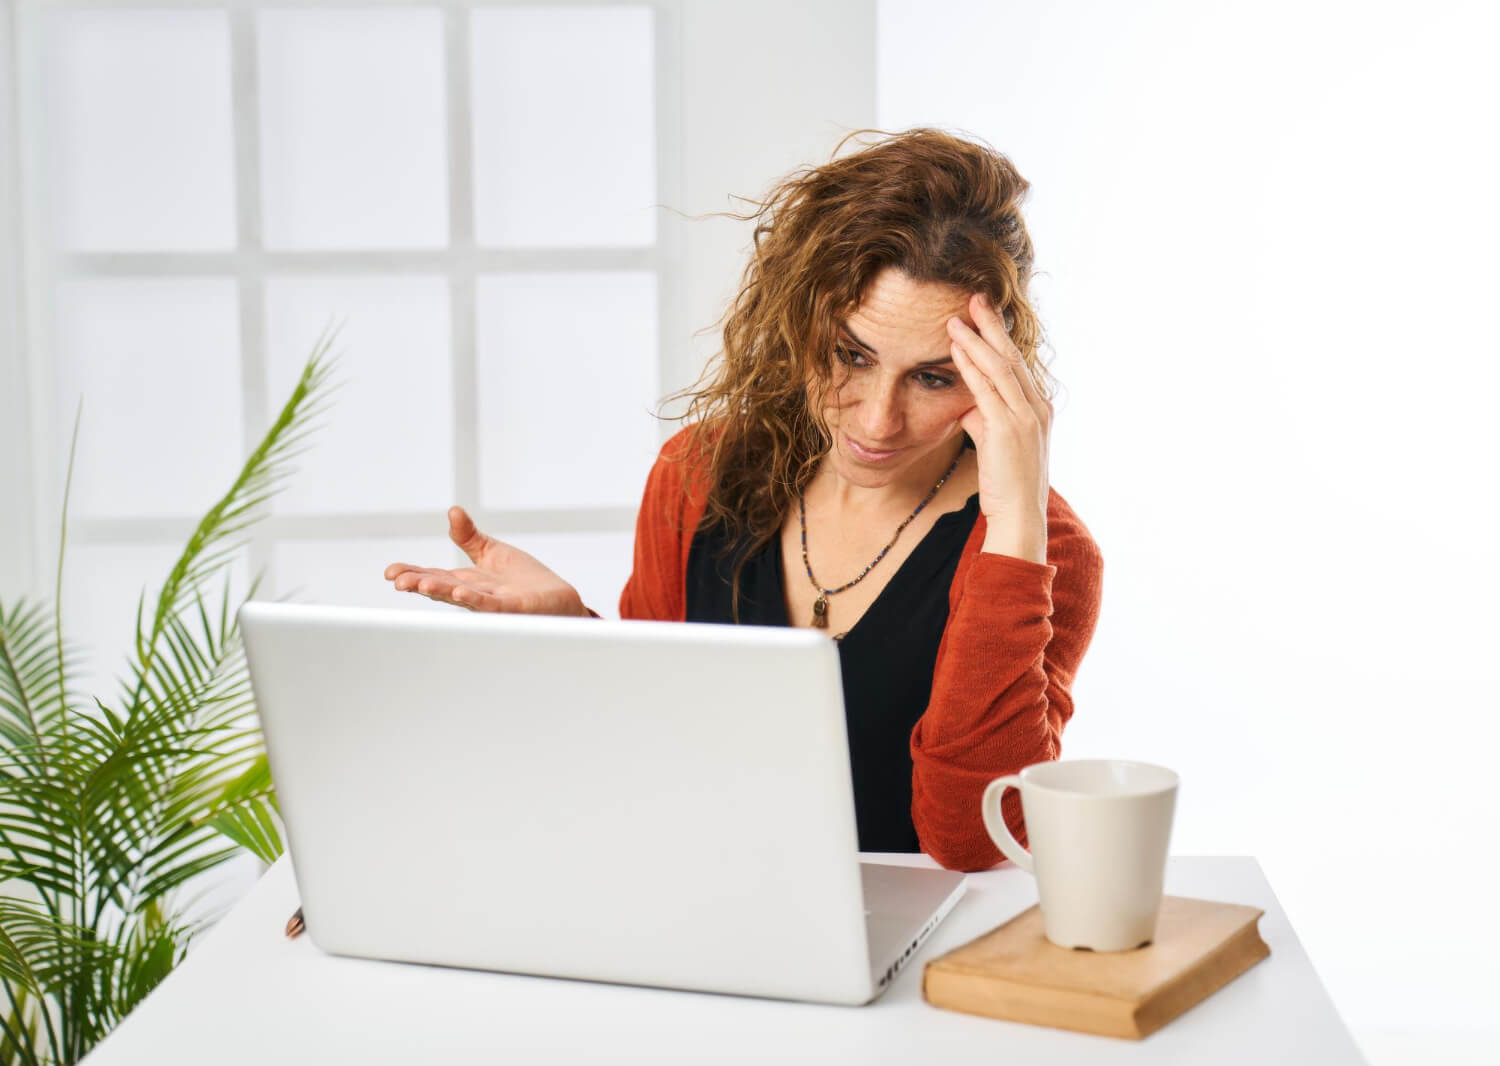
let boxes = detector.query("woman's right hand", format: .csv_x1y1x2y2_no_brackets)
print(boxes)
384,506,591,617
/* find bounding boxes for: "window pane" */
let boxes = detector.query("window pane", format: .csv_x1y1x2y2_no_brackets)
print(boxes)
258,9,448,249
271,537,462,611
62,541,251,710
45,9,236,250
472,6,655,247
264,277,454,514
489,530,635,620
53,279,243,519
476,272,659,510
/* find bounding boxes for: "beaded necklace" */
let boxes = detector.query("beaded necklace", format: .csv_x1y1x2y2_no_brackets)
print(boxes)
798,447,964,634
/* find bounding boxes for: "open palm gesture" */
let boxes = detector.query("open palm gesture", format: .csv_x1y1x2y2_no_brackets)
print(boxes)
384,507,589,616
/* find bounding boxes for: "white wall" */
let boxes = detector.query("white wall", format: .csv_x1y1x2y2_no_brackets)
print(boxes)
668,0,876,401
0,0,38,604
5,0,877,947
877,1,1498,1061
10,0,876,676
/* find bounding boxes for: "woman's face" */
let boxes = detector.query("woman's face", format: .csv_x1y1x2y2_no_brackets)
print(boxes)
816,267,976,489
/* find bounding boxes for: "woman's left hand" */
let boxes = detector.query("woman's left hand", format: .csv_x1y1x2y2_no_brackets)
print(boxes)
946,293,1052,562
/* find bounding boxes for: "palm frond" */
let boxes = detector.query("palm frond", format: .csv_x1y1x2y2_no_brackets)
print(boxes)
103,900,199,1023
0,892,113,997
0,981,50,1066
0,601,67,772
126,335,339,709
193,754,283,866
0,327,341,1064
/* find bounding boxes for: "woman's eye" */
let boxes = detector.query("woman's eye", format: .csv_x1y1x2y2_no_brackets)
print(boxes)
917,372,954,390
836,345,871,366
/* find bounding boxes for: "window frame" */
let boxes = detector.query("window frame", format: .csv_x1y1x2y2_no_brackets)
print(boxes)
10,0,685,608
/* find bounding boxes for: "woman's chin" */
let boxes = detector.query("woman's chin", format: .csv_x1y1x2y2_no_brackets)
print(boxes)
828,445,906,487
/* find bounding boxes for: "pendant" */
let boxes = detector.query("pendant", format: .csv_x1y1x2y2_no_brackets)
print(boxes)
810,596,829,628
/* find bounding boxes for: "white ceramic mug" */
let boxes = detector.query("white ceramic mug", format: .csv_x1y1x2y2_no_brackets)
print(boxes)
982,759,1179,952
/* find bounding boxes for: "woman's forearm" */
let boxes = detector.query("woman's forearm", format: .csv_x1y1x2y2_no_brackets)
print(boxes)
909,552,1062,870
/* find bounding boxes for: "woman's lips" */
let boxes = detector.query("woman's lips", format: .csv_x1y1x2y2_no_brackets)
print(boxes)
843,433,904,463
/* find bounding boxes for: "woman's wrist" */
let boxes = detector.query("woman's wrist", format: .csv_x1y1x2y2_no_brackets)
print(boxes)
980,512,1048,565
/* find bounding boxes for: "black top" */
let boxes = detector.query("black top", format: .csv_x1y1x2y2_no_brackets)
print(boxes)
684,487,982,852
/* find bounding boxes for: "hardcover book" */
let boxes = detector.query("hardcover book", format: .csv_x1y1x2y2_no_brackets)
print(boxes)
922,895,1270,1040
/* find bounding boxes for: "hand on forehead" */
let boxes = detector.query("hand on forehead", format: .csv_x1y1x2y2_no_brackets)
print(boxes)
843,269,981,370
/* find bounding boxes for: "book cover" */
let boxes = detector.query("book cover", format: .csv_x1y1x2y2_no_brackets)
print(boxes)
922,894,1270,1040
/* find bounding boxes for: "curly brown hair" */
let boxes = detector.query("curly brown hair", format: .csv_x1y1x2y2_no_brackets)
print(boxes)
659,127,1057,619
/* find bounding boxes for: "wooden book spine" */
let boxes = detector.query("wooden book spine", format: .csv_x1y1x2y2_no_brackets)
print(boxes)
1130,920,1270,1038
923,965,1140,1039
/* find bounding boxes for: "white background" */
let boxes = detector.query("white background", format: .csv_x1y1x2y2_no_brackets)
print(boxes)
878,1,1499,1061
4,1,1496,1063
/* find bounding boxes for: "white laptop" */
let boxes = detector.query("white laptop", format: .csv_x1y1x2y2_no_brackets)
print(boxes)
238,601,966,1006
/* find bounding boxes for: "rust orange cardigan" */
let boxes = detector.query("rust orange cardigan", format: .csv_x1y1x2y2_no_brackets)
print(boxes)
606,425,1105,872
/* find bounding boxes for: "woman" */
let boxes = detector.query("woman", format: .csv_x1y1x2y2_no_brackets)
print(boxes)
384,128,1104,872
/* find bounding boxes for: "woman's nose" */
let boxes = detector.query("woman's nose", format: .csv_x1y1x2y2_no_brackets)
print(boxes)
858,382,903,440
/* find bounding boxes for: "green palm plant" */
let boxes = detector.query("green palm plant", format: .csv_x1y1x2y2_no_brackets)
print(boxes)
0,333,339,1064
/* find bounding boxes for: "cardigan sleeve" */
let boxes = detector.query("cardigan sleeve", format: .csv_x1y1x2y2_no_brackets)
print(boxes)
616,426,709,622
909,491,1104,871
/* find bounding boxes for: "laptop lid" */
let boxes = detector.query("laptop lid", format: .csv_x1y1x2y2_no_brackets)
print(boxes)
240,601,880,1004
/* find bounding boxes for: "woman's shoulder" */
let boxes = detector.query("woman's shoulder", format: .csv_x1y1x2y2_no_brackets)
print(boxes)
634,422,721,538
650,420,731,498
650,421,718,489
954,485,1103,589
658,420,718,463
1044,487,1105,619
1045,486,1102,564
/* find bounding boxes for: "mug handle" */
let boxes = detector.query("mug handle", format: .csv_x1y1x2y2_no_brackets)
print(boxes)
981,775,1034,874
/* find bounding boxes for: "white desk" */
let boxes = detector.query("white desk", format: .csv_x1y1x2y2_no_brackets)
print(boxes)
84,854,1364,1065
